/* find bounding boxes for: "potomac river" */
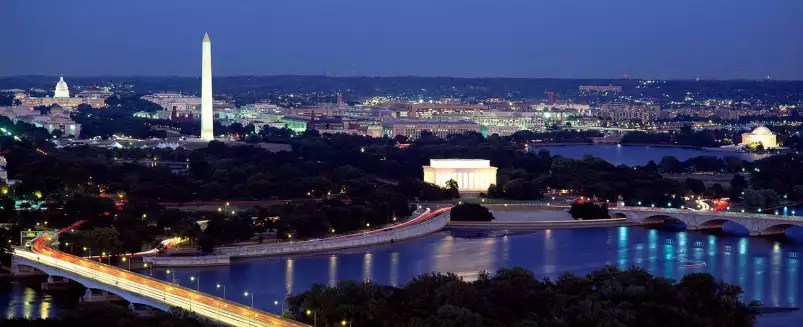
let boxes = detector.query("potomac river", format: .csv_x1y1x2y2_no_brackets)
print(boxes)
4,225,802,326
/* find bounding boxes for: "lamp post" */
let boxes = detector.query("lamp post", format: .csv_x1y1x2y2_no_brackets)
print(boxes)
166,270,176,284
143,263,153,275
216,284,226,325
188,276,200,312
121,256,130,270
306,309,317,327
341,320,352,327
244,291,255,327
274,300,284,315
216,284,226,300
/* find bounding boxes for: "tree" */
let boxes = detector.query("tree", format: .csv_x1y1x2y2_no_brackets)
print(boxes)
444,179,459,199
286,266,758,327
793,185,803,203
659,156,682,173
743,189,765,211
731,174,749,189
569,201,610,220
449,203,494,221
685,178,706,194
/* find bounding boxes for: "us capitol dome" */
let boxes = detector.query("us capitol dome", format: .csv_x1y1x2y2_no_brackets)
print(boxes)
54,76,70,98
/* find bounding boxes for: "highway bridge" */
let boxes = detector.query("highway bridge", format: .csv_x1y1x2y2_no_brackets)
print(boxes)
11,221,309,327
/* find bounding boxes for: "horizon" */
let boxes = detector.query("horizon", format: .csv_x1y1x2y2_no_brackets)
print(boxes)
1,0,801,80
3,74,803,83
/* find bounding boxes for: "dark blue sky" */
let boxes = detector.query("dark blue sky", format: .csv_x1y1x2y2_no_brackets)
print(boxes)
2,0,801,79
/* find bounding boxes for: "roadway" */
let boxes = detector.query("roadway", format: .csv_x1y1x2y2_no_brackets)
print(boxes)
15,220,309,327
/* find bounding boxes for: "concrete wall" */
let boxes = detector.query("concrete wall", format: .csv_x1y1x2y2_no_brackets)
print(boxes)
217,211,449,258
143,255,230,267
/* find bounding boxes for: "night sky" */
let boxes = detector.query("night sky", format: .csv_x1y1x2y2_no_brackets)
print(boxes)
1,0,801,79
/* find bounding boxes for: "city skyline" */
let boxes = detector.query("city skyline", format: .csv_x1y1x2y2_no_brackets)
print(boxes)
1,0,802,80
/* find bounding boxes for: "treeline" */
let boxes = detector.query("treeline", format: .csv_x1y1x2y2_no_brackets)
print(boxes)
286,266,758,327
621,126,732,147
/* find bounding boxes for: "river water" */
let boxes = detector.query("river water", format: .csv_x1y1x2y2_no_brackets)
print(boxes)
530,144,770,166
4,225,801,326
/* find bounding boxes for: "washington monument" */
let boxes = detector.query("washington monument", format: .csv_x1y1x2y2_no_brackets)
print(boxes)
200,32,214,141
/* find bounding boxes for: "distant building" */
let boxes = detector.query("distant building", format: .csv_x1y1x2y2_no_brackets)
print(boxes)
0,105,81,136
579,85,622,93
740,126,778,148
426,110,547,134
423,159,497,193
20,77,108,109
399,104,489,119
382,121,482,139
599,103,660,122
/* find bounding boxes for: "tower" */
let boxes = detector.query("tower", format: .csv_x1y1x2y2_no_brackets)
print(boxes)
200,32,214,141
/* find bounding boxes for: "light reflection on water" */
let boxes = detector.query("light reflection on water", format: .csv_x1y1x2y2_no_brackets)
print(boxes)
4,225,803,326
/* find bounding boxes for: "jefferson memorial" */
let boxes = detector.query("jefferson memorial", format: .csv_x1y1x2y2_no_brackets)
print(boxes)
740,126,778,149
423,159,497,193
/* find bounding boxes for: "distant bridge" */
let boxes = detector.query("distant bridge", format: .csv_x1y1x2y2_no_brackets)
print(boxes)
457,203,803,237
610,207,803,236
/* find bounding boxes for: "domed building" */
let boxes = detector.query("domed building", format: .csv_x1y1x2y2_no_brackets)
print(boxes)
740,126,778,149
54,76,70,98
20,76,107,109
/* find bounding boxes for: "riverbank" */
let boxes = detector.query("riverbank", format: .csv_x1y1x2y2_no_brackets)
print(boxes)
446,218,634,230
143,208,449,266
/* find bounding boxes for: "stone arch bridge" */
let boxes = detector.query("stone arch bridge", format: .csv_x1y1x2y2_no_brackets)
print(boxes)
611,207,803,236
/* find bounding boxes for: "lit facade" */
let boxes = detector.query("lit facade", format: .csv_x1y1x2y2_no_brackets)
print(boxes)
383,121,481,139
0,106,81,136
599,103,661,122
19,77,108,109
423,159,497,192
426,110,546,134
740,126,778,148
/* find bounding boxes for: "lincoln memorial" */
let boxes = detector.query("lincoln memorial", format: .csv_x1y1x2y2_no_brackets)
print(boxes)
423,159,497,193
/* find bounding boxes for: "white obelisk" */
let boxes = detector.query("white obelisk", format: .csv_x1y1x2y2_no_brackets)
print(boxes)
200,32,214,141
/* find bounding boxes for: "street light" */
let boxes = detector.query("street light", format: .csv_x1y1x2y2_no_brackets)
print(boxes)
306,309,317,326
190,276,200,291
143,263,153,275
122,256,130,270
274,300,284,315
189,276,199,312
216,284,226,299
244,291,255,327
166,270,176,284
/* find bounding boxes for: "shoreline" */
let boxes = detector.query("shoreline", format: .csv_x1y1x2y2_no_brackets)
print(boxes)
527,142,702,149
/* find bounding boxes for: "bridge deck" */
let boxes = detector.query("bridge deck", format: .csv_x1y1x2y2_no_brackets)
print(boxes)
13,223,309,327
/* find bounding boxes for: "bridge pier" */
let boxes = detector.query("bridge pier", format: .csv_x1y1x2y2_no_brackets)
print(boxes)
128,303,159,317
81,289,125,303
7,259,47,277
41,276,81,291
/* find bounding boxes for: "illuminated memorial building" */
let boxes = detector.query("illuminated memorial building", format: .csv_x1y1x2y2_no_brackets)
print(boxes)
740,126,778,149
423,159,497,193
